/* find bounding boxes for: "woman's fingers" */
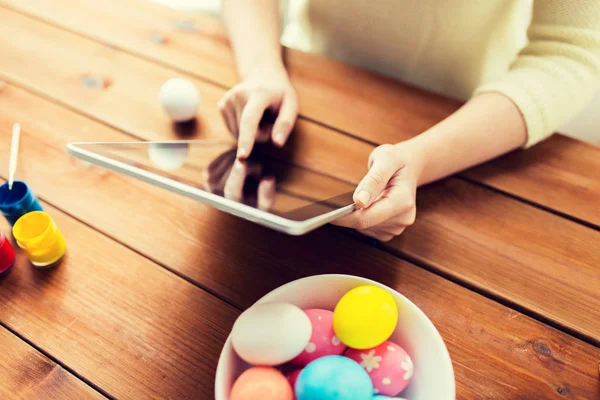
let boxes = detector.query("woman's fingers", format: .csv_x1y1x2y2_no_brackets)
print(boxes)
359,226,406,242
272,93,298,147
258,176,276,210
224,160,248,202
237,94,272,159
206,150,236,193
335,184,414,229
353,145,400,208
218,96,238,137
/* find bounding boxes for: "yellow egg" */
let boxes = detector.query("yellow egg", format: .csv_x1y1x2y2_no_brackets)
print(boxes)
333,285,398,349
230,367,294,400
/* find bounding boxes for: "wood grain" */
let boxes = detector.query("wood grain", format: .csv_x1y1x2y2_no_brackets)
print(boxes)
4,0,600,228
1,85,600,399
0,7,369,185
389,178,600,343
463,135,600,228
1,11,600,345
0,327,104,399
0,196,239,399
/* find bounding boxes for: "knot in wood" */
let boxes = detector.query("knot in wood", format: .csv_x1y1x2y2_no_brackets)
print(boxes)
149,31,167,45
533,340,552,357
556,386,569,396
173,20,198,31
80,75,108,89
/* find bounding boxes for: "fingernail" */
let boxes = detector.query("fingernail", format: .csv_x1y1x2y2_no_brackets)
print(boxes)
356,191,371,207
237,147,246,158
274,132,285,145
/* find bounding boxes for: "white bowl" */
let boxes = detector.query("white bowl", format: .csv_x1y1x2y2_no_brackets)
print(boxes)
215,274,455,400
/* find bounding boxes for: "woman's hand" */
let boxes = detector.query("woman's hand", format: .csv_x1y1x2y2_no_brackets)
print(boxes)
333,144,424,242
218,68,298,159
204,149,276,211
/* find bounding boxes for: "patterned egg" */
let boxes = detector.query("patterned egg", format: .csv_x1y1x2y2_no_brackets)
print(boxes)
345,340,414,396
291,309,346,366
230,367,294,400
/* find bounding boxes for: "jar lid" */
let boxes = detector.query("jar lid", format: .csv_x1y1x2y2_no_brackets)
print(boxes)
0,181,31,214
13,211,66,267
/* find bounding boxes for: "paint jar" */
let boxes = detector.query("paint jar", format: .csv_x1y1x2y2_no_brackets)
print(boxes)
0,181,44,226
0,231,16,276
12,211,66,268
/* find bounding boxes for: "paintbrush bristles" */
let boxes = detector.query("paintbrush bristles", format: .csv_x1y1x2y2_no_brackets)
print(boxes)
8,123,21,190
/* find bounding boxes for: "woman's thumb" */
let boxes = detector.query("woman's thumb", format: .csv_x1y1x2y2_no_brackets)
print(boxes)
353,151,397,208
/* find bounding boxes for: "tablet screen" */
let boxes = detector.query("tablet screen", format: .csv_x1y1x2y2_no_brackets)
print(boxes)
69,141,356,221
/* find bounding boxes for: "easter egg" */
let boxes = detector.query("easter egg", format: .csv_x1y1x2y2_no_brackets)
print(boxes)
232,303,312,365
159,78,200,122
291,309,346,366
230,367,293,400
333,285,398,349
295,355,373,400
345,341,413,396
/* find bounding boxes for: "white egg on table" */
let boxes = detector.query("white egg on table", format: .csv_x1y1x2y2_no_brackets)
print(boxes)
232,303,312,366
159,78,200,122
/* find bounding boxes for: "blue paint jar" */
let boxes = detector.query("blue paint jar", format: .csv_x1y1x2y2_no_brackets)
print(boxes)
0,181,44,226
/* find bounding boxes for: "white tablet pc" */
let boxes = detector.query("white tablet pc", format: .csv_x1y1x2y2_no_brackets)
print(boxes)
66,140,356,235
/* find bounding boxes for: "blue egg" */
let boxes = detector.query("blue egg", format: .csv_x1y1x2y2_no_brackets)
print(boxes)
296,355,373,400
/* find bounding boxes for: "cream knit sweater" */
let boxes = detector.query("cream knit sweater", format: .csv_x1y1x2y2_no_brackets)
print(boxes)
281,0,600,147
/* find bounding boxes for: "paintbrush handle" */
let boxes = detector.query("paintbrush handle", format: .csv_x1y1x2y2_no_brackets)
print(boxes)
8,123,21,190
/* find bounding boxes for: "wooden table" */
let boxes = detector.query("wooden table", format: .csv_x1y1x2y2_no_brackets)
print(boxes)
1,1,599,399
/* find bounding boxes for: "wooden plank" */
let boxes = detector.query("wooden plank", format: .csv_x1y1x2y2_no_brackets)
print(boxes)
0,327,104,399
0,7,368,185
2,86,600,399
1,11,600,344
391,178,600,342
463,135,600,228
0,196,239,399
5,0,599,227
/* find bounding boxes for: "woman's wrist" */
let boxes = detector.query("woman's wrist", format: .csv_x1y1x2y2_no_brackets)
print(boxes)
392,92,528,187
241,60,288,83
393,138,430,186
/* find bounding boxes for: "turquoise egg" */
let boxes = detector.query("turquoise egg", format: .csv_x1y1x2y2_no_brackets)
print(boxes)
296,355,373,400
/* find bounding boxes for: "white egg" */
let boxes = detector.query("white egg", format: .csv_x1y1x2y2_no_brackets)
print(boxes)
159,78,200,122
148,142,189,170
232,303,312,366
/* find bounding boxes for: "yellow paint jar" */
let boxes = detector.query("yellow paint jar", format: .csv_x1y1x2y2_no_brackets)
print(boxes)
13,211,66,267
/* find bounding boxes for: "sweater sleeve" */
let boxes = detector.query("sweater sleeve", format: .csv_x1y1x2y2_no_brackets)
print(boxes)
475,0,600,147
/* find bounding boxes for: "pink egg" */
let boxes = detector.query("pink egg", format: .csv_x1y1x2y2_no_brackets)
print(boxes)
286,369,302,399
345,340,414,396
290,309,346,366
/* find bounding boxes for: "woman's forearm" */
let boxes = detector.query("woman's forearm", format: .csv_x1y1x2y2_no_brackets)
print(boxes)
404,92,528,186
223,0,286,80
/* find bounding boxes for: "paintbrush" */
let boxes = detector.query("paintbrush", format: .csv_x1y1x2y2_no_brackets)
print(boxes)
8,123,21,190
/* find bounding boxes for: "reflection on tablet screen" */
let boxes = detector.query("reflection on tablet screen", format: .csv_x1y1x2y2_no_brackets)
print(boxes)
72,141,356,221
